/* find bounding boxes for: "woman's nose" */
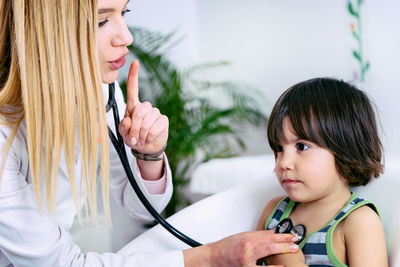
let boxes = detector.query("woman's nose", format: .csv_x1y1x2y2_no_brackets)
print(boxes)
112,19,133,47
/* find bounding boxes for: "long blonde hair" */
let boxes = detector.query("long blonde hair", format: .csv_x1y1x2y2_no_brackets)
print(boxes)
0,0,110,221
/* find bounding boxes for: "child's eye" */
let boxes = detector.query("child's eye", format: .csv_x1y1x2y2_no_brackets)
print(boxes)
122,9,131,16
296,143,309,151
98,19,108,27
276,145,283,153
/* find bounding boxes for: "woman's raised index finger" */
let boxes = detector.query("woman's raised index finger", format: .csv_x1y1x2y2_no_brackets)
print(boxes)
126,60,140,114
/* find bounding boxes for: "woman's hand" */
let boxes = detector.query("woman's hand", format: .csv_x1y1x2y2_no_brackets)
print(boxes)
118,60,168,155
118,60,168,180
183,230,299,267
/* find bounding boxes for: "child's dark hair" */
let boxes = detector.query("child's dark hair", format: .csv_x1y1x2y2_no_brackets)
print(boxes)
268,77,383,187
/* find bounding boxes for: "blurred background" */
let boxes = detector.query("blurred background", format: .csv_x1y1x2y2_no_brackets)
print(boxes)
71,0,400,253
122,0,400,154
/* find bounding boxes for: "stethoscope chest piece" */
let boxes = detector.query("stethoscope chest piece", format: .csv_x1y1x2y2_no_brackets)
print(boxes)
275,218,306,244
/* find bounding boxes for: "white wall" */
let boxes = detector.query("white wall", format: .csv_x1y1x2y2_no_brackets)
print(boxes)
125,0,400,155
363,0,400,156
125,0,199,68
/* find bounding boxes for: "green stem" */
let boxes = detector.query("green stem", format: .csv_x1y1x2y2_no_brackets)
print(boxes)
357,2,365,82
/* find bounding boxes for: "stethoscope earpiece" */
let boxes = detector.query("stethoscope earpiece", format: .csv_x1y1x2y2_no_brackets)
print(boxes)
275,218,306,244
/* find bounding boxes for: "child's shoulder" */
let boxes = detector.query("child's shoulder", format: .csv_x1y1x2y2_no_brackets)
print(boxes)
267,195,287,208
340,203,384,250
256,196,286,230
339,204,387,265
343,204,381,232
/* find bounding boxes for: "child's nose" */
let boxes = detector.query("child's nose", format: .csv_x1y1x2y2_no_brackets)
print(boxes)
277,152,295,170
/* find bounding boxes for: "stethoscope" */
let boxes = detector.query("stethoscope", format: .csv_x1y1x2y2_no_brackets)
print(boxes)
106,82,202,248
106,82,307,248
257,218,306,265
275,218,306,244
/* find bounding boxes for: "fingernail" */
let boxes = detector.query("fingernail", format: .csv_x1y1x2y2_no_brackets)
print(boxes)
137,142,142,146
131,137,136,145
292,236,299,242
289,244,299,250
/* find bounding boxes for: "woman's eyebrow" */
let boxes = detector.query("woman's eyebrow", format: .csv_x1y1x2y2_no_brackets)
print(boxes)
98,8,114,15
98,0,130,14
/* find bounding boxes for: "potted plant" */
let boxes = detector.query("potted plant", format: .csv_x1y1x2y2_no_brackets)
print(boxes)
119,27,268,217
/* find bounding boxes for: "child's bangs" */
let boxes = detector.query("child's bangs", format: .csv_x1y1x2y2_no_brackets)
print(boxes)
288,107,325,147
268,83,326,152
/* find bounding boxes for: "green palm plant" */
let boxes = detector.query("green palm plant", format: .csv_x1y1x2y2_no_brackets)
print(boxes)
119,27,268,217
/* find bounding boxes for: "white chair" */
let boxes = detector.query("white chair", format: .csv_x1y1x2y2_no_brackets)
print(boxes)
118,154,400,266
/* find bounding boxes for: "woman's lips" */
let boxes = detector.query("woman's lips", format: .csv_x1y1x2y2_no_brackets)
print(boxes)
108,54,127,70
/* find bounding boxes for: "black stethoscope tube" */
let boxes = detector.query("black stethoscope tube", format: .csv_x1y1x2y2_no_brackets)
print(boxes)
106,83,202,248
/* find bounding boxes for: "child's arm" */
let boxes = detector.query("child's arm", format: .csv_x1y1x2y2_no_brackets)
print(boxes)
344,205,388,267
266,253,308,267
257,196,307,266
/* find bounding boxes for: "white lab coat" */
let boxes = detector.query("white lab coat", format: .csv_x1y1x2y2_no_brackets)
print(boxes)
0,82,184,266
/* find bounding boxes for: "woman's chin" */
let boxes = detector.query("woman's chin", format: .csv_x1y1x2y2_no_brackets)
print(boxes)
101,69,119,84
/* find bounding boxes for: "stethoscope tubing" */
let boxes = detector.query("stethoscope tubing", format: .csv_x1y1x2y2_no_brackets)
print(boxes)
107,83,202,248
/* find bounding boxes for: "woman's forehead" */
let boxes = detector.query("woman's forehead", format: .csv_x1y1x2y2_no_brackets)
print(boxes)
98,0,129,11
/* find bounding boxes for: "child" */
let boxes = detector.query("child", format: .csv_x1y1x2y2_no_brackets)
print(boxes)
257,78,388,266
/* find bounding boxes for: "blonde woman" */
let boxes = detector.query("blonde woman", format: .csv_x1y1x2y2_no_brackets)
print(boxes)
0,0,299,266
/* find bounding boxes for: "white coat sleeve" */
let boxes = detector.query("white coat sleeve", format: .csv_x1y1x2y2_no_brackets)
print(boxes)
0,126,184,267
105,81,173,221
